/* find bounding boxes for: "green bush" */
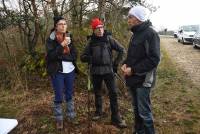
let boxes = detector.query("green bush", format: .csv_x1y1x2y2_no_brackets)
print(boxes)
20,52,47,77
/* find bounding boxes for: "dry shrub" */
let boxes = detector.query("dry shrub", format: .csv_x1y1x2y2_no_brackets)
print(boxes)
0,30,27,91
82,123,119,134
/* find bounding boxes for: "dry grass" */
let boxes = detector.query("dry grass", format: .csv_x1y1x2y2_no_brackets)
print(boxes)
0,38,200,134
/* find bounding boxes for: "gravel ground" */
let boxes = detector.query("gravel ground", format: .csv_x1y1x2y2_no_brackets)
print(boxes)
161,36,200,86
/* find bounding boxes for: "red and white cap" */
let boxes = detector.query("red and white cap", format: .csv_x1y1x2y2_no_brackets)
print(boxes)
91,18,104,30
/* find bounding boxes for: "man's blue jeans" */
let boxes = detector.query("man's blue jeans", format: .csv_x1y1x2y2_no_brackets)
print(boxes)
129,87,155,134
51,71,75,121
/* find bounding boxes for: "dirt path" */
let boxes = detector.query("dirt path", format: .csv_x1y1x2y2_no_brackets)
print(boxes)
161,36,200,86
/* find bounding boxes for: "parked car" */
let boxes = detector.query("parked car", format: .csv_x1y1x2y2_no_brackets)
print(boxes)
193,32,200,48
177,25,200,44
174,31,178,38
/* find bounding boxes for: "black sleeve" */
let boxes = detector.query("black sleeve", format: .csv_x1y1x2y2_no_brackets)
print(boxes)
132,32,160,74
67,33,77,61
46,38,64,61
80,42,91,63
109,36,126,65
69,38,77,62
122,36,133,65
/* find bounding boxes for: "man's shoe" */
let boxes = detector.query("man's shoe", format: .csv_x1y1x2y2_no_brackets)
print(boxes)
111,119,127,129
92,112,107,121
92,113,102,121
56,120,63,130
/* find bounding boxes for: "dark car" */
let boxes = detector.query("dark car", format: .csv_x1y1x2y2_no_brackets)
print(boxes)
193,32,200,48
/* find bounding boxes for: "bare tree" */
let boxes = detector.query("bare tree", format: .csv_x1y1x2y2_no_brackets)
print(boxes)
30,0,40,54
50,0,59,16
98,0,106,22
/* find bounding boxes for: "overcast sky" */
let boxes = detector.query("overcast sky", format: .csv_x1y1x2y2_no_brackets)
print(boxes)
149,0,200,31
2,0,200,31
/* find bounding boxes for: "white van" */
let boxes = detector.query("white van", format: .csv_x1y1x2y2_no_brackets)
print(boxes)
177,25,200,44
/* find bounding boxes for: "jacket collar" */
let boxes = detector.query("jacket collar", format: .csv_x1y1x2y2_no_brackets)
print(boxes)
49,31,70,40
50,31,56,40
131,20,152,33
90,30,110,43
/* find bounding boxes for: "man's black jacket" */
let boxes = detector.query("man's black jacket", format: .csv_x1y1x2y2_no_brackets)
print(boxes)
81,32,125,75
124,21,160,88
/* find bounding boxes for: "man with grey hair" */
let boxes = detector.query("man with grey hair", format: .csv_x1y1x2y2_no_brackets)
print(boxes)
121,5,160,134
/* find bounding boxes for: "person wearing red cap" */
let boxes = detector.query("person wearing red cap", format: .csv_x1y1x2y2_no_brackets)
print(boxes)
81,18,127,128
91,18,104,30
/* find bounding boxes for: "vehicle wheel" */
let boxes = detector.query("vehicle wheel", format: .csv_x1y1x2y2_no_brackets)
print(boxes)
193,42,198,48
182,38,186,44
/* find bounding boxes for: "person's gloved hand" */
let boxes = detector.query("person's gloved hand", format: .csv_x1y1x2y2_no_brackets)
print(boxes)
113,64,118,73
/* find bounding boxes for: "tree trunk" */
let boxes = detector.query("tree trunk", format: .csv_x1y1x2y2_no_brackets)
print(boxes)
70,0,79,29
30,0,40,55
51,0,59,16
98,0,106,23
78,0,84,29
